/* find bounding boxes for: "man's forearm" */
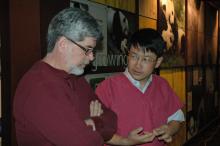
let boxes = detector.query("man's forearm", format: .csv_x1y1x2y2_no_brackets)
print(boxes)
167,120,182,136
106,134,131,146
92,109,117,141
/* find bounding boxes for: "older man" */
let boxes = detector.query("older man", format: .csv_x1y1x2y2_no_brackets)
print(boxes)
13,8,117,146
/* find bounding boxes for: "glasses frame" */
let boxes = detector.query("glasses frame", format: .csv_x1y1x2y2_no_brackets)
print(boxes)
65,36,93,55
128,51,157,65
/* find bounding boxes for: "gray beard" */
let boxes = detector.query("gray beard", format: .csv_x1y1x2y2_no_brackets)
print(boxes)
69,65,84,75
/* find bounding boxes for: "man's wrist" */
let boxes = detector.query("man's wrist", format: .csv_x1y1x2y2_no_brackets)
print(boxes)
167,121,181,136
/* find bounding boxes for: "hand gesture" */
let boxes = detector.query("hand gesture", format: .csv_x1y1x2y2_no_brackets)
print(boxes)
127,127,155,145
84,118,96,131
153,125,172,143
90,100,103,117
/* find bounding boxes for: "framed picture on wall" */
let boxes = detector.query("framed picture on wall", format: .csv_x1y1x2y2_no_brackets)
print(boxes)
91,0,136,13
205,65,219,118
186,66,206,140
158,0,186,68
107,7,138,56
70,0,138,73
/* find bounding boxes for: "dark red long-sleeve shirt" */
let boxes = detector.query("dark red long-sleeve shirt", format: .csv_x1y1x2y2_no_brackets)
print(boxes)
13,61,117,146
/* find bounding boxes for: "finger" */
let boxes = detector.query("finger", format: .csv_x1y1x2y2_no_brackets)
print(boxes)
97,100,102,116
153,129,165,136
99,109,103,116
142,132,154,137
158,134,172,143
141,132,154,139
157,134,170,141
90,101,95,117
131,127,144,135
134,132,155,142
141,133,155,142
165,137,172,143
98,102,103,116
91,122,96,131
93,100,99,116
84,119,96,131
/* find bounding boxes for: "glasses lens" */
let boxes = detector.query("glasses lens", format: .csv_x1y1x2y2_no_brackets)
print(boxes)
85,49,94,55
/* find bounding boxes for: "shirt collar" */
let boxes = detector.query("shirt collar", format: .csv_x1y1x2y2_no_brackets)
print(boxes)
123,68,152,93
39,61,74,80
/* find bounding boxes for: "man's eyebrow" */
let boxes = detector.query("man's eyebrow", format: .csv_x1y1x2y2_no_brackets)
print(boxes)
85,45,94,49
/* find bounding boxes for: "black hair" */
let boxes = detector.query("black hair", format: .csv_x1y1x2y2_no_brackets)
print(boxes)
128,28,166,57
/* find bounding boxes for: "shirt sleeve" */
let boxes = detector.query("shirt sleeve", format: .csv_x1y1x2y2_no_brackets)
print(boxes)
24,81,103,146
91,107,117,141
79,77,117,141
159,77,185,120
167,109,185,123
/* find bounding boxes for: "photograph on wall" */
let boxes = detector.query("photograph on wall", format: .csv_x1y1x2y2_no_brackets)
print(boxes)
186,67,206,139
91,0,136,13
187,0,205,65
107,7,138,68
139,0,157,19
186,67,194,140
107,7,138,55
186,65,220,140
158,0,186,67
205,66,219,118
70,0,108,69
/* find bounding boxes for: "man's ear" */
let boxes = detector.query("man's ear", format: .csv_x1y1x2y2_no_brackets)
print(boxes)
155,57,163,68
57,36,67,52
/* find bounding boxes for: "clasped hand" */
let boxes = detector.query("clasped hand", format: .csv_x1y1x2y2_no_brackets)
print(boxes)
153,124,172,143
127,127,155,145
127,124,172,145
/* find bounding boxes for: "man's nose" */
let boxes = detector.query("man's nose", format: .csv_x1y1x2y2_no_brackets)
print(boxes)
87,52,95,61
136,58,142,68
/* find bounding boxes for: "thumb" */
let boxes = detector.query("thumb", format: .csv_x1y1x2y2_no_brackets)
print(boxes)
131,127,144,134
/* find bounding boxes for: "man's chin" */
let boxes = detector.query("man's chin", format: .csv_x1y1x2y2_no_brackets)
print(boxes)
130,74,142,81
72,71,84,76
70,67,84,76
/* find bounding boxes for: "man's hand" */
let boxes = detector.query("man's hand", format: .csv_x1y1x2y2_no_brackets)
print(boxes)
153,125,172,143
84,118,96,131
106,127,155,146
84,100,104,132
153,121,181,143
127,127,155,144
90,100,103,117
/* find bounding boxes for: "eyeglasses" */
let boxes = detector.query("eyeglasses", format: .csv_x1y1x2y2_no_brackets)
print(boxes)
65,36,94,55
129,51,157,65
